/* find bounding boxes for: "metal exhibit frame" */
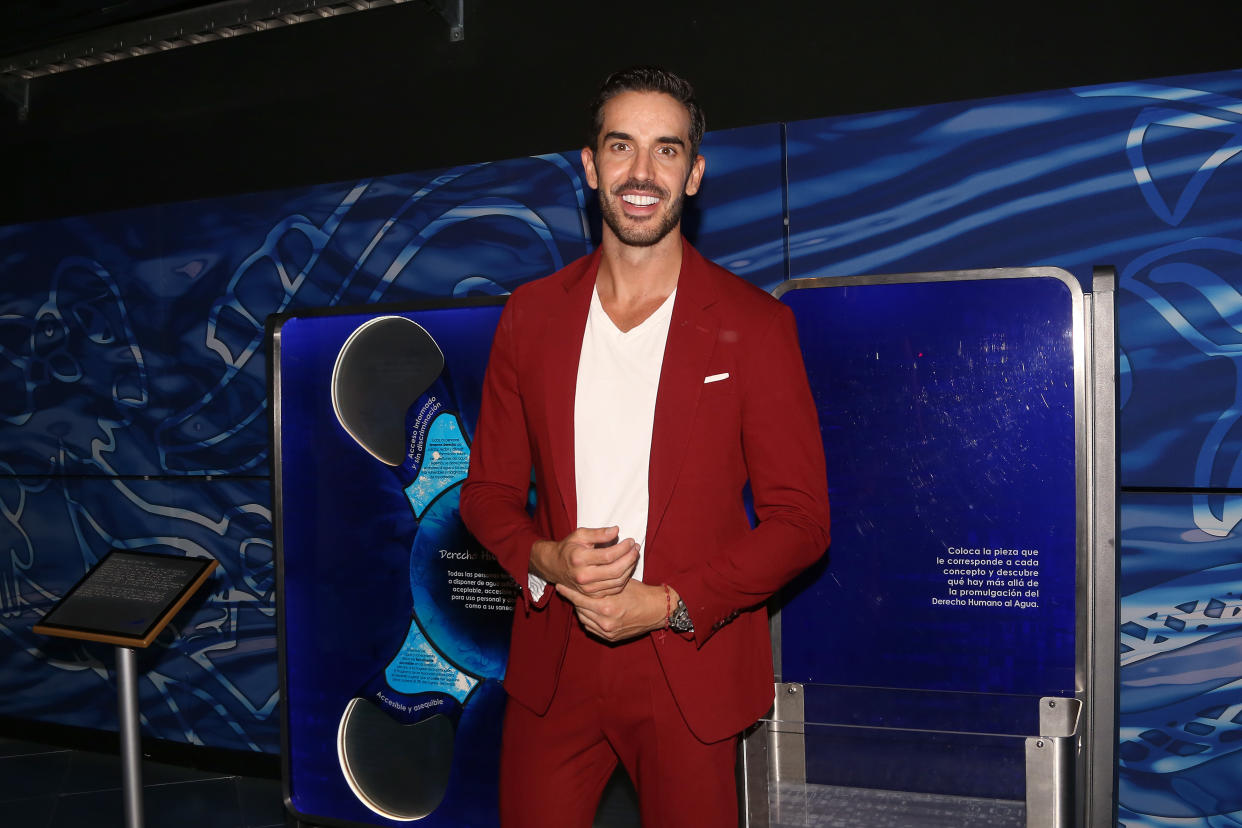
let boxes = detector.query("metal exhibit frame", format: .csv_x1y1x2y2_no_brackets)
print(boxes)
746,267,1118,828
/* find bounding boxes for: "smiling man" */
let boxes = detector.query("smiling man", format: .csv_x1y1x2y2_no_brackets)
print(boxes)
462,67,830,827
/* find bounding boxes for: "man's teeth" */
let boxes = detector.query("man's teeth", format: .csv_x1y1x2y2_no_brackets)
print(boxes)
622,194,659,206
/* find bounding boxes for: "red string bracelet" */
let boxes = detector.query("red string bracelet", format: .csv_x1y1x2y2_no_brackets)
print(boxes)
663,583,671,629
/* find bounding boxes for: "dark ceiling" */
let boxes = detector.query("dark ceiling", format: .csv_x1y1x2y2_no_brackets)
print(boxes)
1,0,1240,226
0,1,217,58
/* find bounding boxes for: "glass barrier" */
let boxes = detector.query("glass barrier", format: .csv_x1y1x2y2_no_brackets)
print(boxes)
751,683,1077,827
765,762,1025,828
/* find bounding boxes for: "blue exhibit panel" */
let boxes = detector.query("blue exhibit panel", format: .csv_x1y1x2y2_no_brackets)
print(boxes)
275,301,508,827
777,273,1081,799
779,274,1079,697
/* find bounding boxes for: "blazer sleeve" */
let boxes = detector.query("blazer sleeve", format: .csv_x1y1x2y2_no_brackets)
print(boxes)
674,302,831,646
460,297,551,609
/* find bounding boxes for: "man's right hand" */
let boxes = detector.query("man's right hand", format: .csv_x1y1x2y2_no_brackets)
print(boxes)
530,527,638,598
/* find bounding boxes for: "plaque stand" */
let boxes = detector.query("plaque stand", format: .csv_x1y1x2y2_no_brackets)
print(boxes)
33,549,218,828
117,646,144,828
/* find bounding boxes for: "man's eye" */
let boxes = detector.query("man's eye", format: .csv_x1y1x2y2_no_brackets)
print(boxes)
611,142,630,151
657,146,677,156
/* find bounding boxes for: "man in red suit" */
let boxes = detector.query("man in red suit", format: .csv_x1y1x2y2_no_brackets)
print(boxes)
461,66,830,827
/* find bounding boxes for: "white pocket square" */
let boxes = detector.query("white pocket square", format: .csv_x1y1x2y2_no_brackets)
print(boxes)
704,372,730,384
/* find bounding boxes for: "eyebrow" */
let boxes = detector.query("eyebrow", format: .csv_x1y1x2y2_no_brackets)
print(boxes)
603,131,686,147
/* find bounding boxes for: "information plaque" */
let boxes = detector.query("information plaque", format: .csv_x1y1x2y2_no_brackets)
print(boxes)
272,300,510,828
33,549,218,648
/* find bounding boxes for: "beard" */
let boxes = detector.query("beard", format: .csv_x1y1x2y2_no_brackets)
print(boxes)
598,176,687,248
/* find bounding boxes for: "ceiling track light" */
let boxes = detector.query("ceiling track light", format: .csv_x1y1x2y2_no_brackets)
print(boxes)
1,0,458,85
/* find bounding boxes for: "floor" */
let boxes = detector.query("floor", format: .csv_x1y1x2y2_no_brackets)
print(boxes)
769,782,1025,827
1,735,1027,828
0,736,288,828
0,734,646,828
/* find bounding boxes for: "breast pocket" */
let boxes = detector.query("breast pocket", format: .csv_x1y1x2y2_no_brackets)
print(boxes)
685,370,744,479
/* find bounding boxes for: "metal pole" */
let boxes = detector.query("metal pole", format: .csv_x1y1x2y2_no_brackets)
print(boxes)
738,720,770,827
116,646,145,828
1087,268,1120,828
1026,697,1081,827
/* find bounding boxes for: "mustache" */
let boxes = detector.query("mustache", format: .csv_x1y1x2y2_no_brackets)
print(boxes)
610,179,669,199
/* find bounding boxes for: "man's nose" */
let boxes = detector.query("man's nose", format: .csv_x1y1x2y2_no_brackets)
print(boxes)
630,147,654,181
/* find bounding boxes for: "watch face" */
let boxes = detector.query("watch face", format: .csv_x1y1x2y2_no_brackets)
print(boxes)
670,600,693,633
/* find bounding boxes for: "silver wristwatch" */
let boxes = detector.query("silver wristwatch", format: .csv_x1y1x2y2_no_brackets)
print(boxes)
668,598,694,633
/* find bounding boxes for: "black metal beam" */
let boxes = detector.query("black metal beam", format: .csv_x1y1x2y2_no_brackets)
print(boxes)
0,0,463,82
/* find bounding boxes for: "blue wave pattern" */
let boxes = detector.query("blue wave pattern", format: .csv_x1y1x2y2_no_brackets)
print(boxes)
680,123,786,288
1091,81,1242,828
1121,239,1242,532
1119,493,1242,827
0,127,783,757
158,159,590,476
1,475,276,749
0,156,594,753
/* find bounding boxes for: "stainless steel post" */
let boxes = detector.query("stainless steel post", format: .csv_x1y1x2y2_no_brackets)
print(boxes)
739,720,771,827
1026,697,1081,828
1086,268,1119,828
116,646,145,828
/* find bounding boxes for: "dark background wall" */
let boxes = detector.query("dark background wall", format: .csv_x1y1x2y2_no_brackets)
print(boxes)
1,1,1240,225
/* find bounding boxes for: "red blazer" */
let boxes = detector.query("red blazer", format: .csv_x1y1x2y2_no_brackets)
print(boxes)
461,240,830,743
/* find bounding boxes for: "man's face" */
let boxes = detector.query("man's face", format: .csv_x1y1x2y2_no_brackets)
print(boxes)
582,90,706,248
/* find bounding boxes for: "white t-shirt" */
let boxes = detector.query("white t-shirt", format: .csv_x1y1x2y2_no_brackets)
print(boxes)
528,284,675,598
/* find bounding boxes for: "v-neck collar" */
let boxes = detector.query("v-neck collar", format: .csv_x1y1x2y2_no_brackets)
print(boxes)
590,283,678,337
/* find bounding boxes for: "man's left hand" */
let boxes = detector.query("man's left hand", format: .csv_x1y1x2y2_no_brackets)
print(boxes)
556,579,671,643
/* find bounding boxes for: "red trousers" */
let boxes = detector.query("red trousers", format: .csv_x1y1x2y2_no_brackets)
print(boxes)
499,622,739,828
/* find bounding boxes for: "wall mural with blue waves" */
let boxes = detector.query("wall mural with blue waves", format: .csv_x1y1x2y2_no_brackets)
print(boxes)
0,156,594,754
1118,493,1242,827
0,127,782,757
1,65,1240,823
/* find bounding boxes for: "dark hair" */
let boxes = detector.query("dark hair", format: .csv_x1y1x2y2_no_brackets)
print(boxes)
586,66,705,158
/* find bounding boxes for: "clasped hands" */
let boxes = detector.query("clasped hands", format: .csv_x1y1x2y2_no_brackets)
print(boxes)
531,526,674,643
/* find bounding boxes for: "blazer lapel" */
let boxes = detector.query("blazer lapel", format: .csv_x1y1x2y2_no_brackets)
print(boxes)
542,249,599,529
647,243,719,547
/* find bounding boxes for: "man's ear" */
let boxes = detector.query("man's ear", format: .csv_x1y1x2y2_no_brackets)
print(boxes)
581,147,599,191
684,154,706,197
